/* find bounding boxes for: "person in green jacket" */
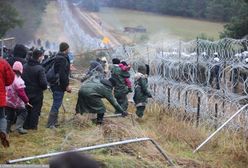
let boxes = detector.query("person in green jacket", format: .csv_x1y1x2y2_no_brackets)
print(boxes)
133,64,152,118
111,58,130,113
75,78,127,124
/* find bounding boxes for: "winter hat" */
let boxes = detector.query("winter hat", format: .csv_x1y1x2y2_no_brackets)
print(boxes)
214,52,218,56
101,57,107,63
13,44,27,58
59,42,69,52
137,64,147,75
32,49,43,60
245,58,248,63
120,61,128,66
112,58,120,64
13,61,23,74
214,57,220,62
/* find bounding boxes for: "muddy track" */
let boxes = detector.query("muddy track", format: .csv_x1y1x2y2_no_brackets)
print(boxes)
68,2,121,48
68,3,98,38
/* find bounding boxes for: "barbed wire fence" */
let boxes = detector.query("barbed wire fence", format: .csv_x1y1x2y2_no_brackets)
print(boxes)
105,38,248,134
59,0,102,52
57,0,248,160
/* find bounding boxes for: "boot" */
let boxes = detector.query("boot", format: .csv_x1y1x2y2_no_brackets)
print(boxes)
96,113,104,125
122,111,128,117
15,116,28,134
17,128,28,134
47,113,58,128
0,132,9,148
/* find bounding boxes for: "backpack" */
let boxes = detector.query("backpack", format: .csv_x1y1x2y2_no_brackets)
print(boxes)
42,56,56,73
46,64,60,85
42,57,57,85
42,56,67,86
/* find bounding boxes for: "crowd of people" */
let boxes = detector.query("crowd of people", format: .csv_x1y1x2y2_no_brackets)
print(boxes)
0,41,152,149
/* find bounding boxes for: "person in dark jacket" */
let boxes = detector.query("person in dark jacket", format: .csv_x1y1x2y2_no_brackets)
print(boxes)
87,58,104,77
209,53,221,90
22,49,48,130
111,58,130,113
133,64,152,118
0,58,15,148
75,78,127,124
81,58,105,82
7,44,27,66
47,42,71,129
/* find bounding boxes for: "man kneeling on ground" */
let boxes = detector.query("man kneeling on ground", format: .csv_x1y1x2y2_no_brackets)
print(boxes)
75,78,127,124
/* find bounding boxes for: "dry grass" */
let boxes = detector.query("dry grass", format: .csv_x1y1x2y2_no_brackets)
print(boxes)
13,2,247,167
144,102,248,168
1,79,248,167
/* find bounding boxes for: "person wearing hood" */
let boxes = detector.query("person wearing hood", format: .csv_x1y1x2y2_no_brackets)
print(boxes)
22,49,48,130
75,78,127,124
7,44,28,66
85,58,104,79
133,64,152,118
5,61,31,134
110,58,130,113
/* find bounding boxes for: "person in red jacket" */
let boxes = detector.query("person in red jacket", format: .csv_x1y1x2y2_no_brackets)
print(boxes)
0,58,14,148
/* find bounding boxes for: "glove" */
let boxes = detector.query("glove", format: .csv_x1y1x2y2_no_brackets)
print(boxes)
122,111,128,117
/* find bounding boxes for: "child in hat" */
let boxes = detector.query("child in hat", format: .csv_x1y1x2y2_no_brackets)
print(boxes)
5,61,32,134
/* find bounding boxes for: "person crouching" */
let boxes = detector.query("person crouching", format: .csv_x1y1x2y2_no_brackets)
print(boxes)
133,65,152,118
75,78,127,124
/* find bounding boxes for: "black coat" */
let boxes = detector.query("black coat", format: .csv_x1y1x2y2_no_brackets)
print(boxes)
51,52,70,92
7,56,27,66
22,59,48,99
8,44,28,66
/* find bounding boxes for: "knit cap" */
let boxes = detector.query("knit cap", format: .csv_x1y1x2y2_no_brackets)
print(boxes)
59,42,69,52
13,61,23,74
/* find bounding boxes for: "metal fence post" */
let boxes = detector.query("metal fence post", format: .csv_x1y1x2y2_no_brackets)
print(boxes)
196,94,201,127
215,103,218,130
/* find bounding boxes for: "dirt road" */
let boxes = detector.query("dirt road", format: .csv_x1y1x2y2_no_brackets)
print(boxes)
68,3,122,48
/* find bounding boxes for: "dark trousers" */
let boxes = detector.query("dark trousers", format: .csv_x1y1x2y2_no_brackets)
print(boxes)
115,94,128,113
5,107,27,132
0,107,7,134
24,96,43,129
136,106,146,118
209,74,220,89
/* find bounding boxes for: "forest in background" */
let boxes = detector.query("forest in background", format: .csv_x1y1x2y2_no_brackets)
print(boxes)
0,0,48,43
81,0,248,39
0,0,247,42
